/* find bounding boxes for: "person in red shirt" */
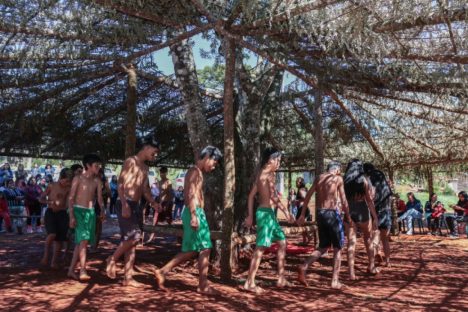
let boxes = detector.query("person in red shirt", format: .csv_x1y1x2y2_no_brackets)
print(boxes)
395,193,406,217
430,201,446,235
0,192,12,232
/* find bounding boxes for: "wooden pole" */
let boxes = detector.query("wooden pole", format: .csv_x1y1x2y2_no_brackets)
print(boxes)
124,64,137,158
220,38,236,281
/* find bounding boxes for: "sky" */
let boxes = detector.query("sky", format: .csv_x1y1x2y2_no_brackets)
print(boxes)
152,34,296,89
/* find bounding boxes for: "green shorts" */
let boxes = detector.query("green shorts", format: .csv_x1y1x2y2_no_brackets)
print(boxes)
256,207,285,247
182,207,212,252
73,205,96,246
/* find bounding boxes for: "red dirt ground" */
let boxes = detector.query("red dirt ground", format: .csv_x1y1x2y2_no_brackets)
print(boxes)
0,221,467,312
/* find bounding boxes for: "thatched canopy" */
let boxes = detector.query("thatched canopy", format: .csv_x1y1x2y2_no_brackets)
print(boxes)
1,0,467,168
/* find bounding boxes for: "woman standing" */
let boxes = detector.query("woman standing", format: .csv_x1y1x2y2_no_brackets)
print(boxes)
24,177,43,233
344,159,380,279
3,179,26,234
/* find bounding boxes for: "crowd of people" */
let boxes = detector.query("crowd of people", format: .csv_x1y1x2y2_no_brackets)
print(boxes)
0,140,467,294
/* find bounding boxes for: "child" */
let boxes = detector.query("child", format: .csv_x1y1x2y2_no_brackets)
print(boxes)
154,146,222,294
67,154,104,281
0,192,12,232
431,201,446,236
40,168,72,268
244,147,295,294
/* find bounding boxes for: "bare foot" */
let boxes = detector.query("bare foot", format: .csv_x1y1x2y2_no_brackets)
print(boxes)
106,256,116,279
122,278,143,288
331,281,344,290
79,270,91,281
197,286,220,295
277,278,292,288
153,269,167,291
367,266,381,275
297,266,309,287
67,271,79,280
243,282,265,295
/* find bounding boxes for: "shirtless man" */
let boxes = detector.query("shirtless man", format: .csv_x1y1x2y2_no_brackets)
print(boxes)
39,168,72,268
297,161,351,289
106,136,161,287
154,146,222,295
67,154,104,281
154,167,174,224
244,147,295,294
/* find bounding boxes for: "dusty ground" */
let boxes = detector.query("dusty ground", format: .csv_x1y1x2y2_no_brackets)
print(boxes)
0,220,467,312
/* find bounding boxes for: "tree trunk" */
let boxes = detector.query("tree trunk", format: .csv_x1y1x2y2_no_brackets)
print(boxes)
168,29,222,229
313,86,324,220
125,66,137,158
220,39,236,281
426,166,434,195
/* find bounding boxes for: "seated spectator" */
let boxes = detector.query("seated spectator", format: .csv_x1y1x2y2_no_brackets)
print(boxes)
397,192,422,235
24,177,43,233
395,193,406,217
446,191,468,238
44,164,54,177
430,201,446,235
425,193,438,231
0,192,12,233
0,163,14,186
31,163,40,178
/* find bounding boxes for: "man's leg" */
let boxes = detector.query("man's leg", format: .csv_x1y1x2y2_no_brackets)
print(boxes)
122,245,139,286
361,222,379,274
106,239,136,279
51,241,63,269
67,245,80,279
297,248,327,286
276,239,288,287
78,240,90,280
244,247,266,293
379,229,390,266
331,248,343,289
154,251,197,290
346,224,357,280
94,219,102,249
407,213,414,234
197,249,212,293
41,234,56,266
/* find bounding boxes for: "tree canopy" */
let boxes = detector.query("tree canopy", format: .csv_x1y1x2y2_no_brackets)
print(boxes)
1,0,467,169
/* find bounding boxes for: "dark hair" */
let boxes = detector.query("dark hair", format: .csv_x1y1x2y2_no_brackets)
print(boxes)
296,177,306,189
199,146,222,161
407,192,418,201
260,147,282,168
27,177,36,185
59,168,70,180
71,164,83,173
98,168,107,183
327,161,341,172
82,154,102,169
429,192,437,201
344,159,366,199
160,166,168,173
137,134,160,150
35,174,42,180
45,164,51,169
458,191,468,202
363,162,375,175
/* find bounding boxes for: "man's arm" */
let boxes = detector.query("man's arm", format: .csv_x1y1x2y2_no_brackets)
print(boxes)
68,177,79,228
245,182,257,228
337,177,351,223
96,179,104,219
364,179,378,230
118,158,133,218
268,174,293,222
142,175,156,206
185,169,201,230
38,185,51,205
299,180,317,221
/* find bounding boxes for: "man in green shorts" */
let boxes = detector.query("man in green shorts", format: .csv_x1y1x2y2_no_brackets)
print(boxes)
244,147,295,294
67,154,104,281
154,146,222,295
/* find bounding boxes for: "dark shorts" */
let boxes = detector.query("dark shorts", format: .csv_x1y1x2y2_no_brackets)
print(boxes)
376,196,392,230
349,201,370,223
317,208,345,250
116,199,143,241
158,201,173,223
296,205,311,221
44,209,69,241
